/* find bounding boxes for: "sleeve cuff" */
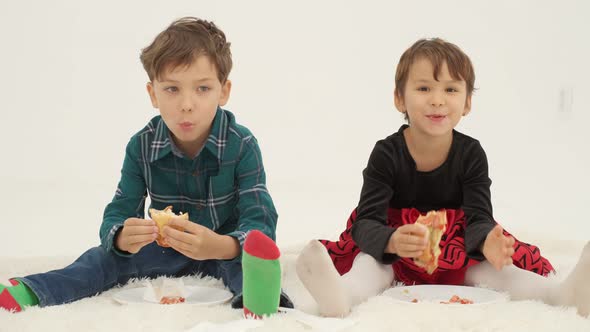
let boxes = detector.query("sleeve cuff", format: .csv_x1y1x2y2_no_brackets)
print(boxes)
224,230,248,262
351,220,397,264
465,223,495,261
381,252,401,264
101,224,134,257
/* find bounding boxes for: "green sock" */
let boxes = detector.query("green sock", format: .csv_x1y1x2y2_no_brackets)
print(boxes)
242,230,281,318
1,279,39,309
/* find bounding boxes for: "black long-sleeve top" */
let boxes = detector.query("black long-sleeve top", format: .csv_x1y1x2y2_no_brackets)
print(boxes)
351,125,496,264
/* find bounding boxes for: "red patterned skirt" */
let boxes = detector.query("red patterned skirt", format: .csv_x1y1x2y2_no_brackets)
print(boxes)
320,208,554,285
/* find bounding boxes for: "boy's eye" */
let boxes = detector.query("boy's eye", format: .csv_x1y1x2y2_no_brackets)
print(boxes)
197,86,210,92
446,87,458,93
417,87,429,92
164,86,178,93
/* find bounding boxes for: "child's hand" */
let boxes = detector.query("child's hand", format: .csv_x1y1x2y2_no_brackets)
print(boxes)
115,218,158,254
163,218,240,260
385,224,429,258
482,225,515,270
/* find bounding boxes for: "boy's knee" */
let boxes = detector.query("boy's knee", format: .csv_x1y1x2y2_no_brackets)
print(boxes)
80,246,110,259
75,246,119,270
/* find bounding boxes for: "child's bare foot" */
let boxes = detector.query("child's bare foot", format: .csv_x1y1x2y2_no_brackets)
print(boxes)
557,241,590,317
295,240,351,317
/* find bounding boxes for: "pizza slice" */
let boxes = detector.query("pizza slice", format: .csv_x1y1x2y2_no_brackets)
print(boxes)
148,206,189,247
413,210,447,274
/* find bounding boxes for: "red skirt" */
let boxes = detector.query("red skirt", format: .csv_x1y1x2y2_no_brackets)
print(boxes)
320,208,554,285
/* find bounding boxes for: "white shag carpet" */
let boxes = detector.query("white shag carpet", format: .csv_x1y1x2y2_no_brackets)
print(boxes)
2,237,590,332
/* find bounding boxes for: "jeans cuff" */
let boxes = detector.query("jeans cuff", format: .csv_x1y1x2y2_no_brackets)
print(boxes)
230,290,294,309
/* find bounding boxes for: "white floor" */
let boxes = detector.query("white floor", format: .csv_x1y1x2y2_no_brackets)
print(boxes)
1,237,589,332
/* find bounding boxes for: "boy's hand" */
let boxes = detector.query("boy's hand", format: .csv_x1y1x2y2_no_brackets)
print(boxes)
385,223,428,258
115,218,158,254
482,225,515,270
164,218,240,260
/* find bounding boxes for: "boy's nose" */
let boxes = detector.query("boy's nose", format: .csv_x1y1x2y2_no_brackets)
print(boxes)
181,94,193,112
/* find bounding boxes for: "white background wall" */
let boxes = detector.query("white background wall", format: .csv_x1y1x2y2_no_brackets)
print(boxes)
0,0,588,257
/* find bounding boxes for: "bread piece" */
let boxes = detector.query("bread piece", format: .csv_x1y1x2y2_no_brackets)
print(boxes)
148,206,188,247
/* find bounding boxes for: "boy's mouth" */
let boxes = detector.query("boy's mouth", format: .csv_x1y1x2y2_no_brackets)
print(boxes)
179,122,194,130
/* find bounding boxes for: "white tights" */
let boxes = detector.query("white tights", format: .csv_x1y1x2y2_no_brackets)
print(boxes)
296,241,590,317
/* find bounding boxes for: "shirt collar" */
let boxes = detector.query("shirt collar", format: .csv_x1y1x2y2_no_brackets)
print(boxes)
148,107,228,163
203,107,229,161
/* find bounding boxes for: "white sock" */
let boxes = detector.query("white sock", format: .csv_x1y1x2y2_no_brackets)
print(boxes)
556,241,590,317
296,241,395,317
341,252,394,306
465,261,559,304
296,240,351,317
466,242,590,317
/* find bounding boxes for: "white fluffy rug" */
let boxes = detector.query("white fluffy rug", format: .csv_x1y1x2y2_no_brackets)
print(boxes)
2,238,590,332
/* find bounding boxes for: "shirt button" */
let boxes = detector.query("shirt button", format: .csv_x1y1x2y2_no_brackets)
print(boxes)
196,203,206,210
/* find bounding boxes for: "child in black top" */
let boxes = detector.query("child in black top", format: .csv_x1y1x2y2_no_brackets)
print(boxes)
296,38,590,318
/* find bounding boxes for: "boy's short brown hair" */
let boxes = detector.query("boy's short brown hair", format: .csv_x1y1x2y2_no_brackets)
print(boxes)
140,17,232,83
394,38,475,99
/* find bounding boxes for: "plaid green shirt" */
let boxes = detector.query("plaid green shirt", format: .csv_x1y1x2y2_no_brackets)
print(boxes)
100,108,278,257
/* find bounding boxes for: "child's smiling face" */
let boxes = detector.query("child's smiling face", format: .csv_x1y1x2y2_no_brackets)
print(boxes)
395,57,471,138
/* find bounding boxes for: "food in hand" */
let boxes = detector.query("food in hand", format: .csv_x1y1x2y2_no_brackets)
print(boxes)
413,210,447,274
148,206,188,247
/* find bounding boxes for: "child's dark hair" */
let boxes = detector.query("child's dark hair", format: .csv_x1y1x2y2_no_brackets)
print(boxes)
395,38,475,101
140,17,232,83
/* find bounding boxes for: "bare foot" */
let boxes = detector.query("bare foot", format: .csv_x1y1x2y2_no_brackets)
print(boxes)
295,240,351,317
557,241,590,317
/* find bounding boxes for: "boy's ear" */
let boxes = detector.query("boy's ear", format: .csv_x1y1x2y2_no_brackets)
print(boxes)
394,90,405,114
146,82,158,108
218,79,232,106
463,95,472,116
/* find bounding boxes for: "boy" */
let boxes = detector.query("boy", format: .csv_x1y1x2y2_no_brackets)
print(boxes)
0,17,293,312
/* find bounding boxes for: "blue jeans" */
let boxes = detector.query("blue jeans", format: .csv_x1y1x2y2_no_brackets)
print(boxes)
19,243,243,307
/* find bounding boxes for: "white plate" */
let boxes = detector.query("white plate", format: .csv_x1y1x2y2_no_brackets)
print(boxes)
382,285,507,305
113,285,233,306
